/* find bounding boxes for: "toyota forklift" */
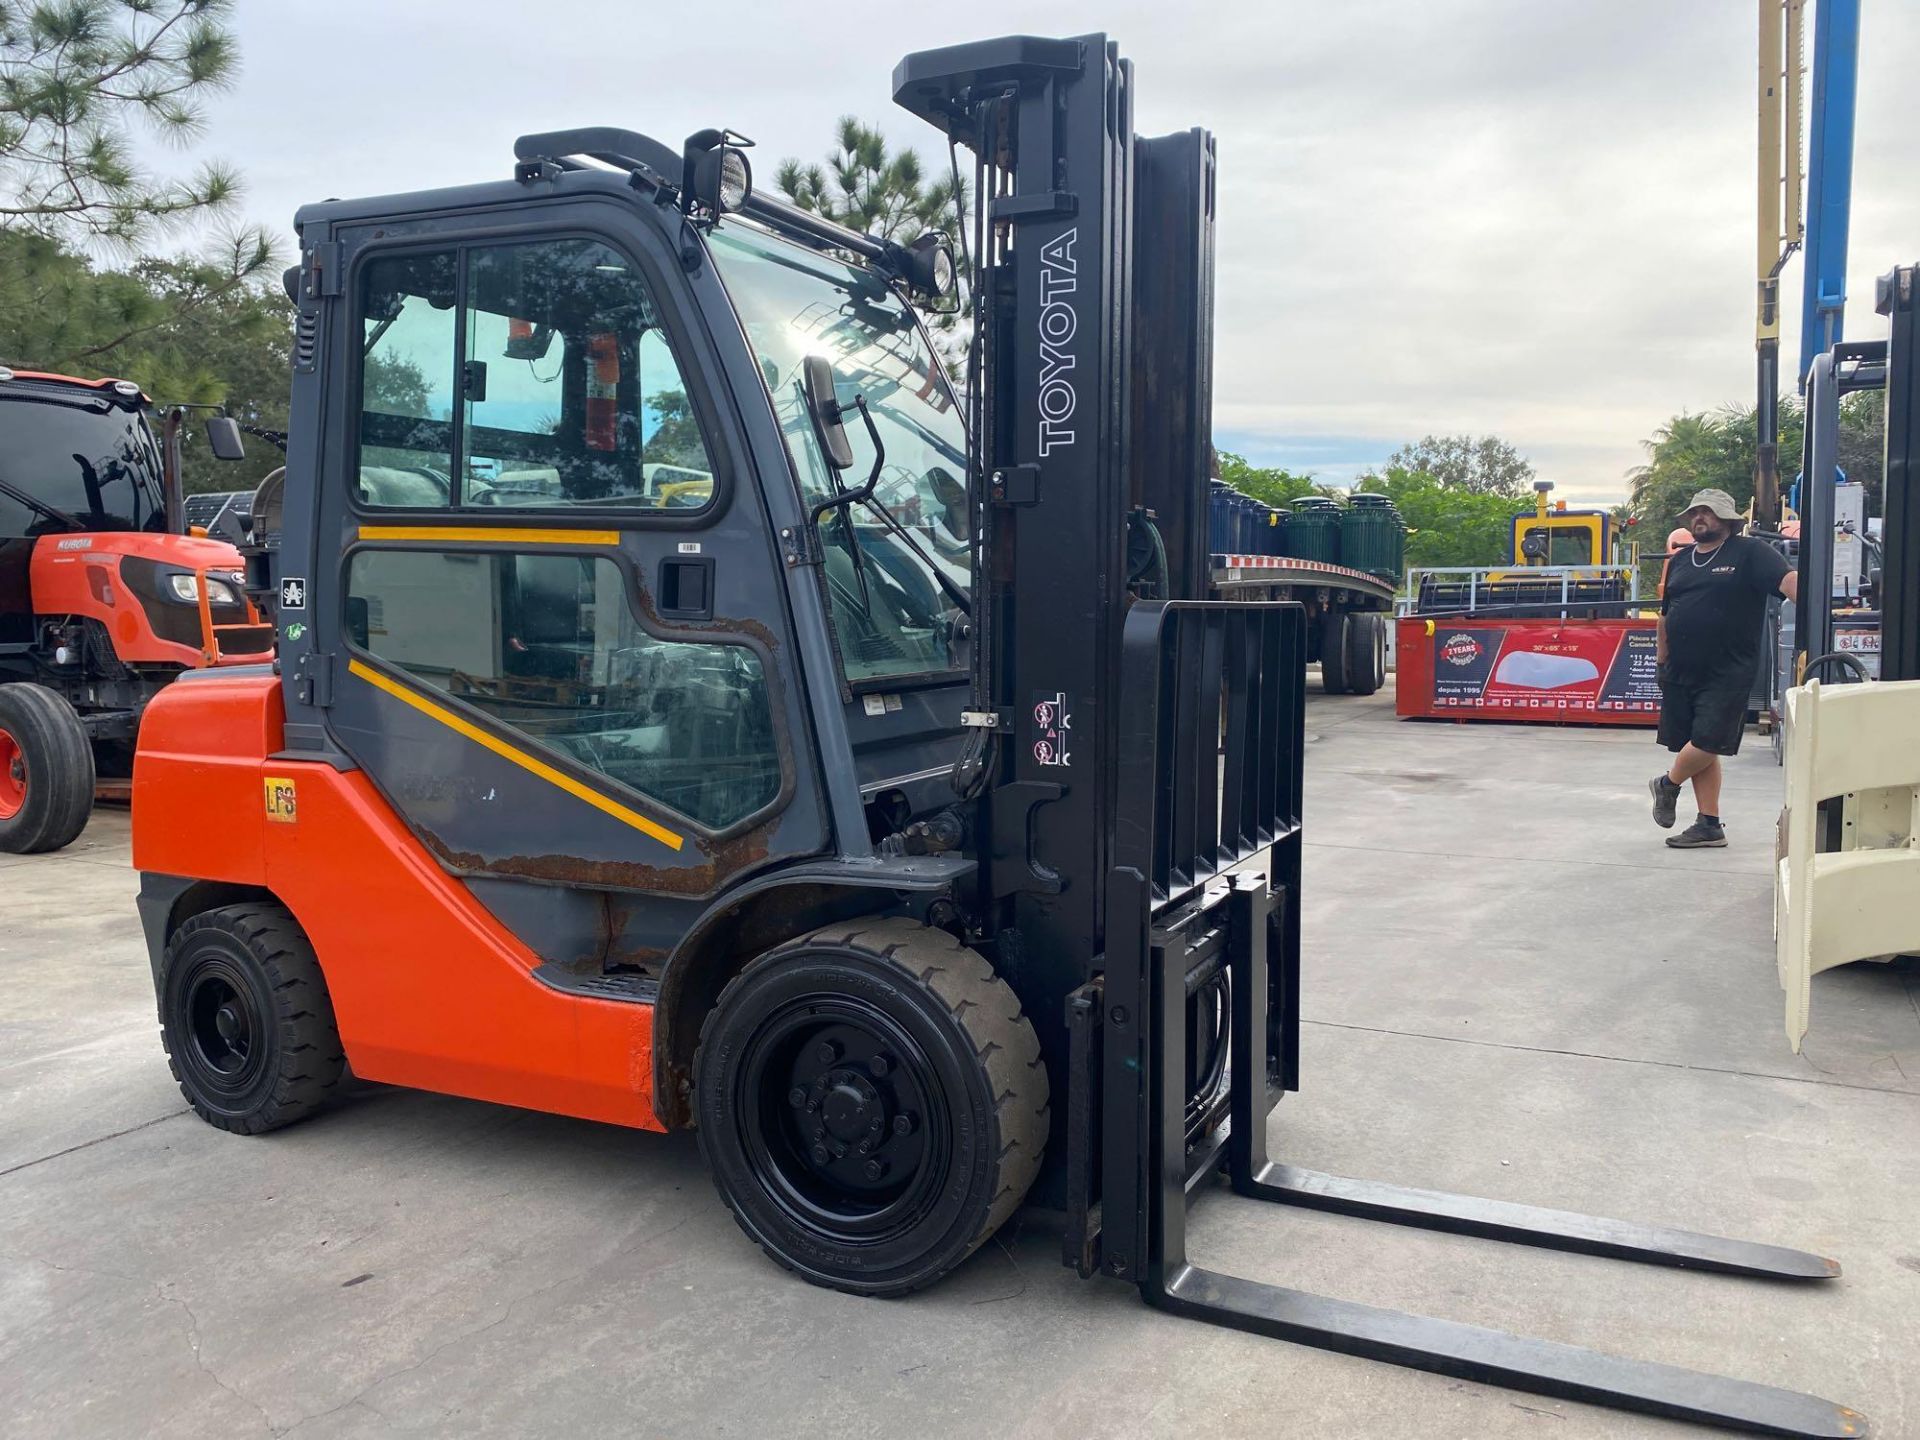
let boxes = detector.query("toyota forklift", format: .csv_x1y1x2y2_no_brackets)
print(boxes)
0,367,270,851
132,35,1865,1436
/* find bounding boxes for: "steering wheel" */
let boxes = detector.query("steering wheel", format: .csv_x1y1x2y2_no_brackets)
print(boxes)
1804,651,1871,684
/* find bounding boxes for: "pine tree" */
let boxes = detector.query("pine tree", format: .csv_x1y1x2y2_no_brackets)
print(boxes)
1,0,248,245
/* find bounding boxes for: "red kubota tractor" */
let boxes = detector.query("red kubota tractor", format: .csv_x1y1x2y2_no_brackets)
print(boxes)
0,367,273,852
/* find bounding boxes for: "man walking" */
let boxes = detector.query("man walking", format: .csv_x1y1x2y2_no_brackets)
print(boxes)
1649,488,1798,848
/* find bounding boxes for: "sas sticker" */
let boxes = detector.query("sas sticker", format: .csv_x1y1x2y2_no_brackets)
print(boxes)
263,777,298,824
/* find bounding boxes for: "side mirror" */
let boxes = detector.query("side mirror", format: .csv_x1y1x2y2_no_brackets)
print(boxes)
802,355,854,471
205,416,246,462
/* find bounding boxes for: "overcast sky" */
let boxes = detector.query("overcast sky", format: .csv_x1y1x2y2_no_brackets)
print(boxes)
183,0,1918,505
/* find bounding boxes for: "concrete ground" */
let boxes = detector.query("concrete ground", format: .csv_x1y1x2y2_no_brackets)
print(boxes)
3,681,1916,1439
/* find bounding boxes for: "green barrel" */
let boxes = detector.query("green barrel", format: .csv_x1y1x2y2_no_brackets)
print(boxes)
1284,496,1343,564
1340,493,1406,581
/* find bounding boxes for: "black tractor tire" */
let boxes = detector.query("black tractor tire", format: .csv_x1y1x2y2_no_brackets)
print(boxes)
1319,611,1353,694
158,903,345,1135
0,683,95,854
694,917,1049,1298
1343,612,1387,697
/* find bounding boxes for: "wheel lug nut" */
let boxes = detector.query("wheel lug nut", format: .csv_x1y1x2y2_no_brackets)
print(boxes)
788,1088,807,1108
868,1054,890,1078
892,1114,914,1136
831,1140,848,1158
811,1143,830,1164
863,1159,885,1181
816,1040,840,1064
857,1140,871,1154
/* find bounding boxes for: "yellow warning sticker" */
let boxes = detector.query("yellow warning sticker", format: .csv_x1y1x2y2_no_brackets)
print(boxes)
263,777,298,823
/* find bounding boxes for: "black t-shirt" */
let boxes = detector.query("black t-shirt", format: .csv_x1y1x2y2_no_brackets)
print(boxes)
1661,534,1791,682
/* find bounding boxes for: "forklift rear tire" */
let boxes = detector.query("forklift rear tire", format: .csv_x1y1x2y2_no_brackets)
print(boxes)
1319,612,1352,694
158,904,345,1135
0,683,95,854
694,917,1049,1298
1343,612,1386,697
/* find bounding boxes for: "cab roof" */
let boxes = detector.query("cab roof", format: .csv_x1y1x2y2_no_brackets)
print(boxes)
0,368,151,406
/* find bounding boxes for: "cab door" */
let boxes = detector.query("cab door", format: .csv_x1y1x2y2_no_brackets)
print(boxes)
304,205,826,968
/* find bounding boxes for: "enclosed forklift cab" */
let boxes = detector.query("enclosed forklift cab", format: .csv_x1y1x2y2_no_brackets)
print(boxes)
133,36,1864,1435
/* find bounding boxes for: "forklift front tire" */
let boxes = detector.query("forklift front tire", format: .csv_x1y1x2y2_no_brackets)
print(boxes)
0,683,95,854
158,904,345,1135
694,917,1049,1298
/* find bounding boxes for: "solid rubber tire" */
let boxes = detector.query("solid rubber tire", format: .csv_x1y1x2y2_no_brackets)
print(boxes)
158,903,345,1135
694,917,1048,1298
0,683,94,854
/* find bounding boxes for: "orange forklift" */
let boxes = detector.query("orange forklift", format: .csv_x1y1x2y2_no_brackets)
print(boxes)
131,36,1864,1436
0,368,270,851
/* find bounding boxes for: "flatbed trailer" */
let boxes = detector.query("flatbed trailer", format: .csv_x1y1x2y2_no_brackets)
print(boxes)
1209,553,1395,694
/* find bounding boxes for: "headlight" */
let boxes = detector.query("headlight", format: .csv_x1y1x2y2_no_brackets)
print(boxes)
168,573,241,605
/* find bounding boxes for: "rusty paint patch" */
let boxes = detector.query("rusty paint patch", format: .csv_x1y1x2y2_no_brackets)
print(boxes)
417,823,773,900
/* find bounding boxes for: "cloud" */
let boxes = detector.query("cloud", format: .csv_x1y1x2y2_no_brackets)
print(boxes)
187,0,1916,504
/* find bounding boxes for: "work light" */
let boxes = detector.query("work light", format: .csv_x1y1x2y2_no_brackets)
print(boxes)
899,232,957,301
684,129,755,216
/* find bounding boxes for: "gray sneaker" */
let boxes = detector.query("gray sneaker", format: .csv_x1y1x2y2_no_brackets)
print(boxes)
1649,775,1681,829
1666,818,1727,849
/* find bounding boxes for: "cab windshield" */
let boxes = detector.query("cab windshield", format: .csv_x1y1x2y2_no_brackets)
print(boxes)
0,397,166,536
708,224,969,686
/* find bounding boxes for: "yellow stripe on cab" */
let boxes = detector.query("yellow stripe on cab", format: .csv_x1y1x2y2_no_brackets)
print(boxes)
356,526,621,547
346,658,684,851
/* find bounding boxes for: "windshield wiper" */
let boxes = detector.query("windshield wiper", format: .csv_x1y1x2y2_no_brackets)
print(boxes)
856,488,971,614
805,385,971,618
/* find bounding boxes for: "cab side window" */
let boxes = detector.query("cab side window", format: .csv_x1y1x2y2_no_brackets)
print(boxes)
346,549,779,830
357,238,716,512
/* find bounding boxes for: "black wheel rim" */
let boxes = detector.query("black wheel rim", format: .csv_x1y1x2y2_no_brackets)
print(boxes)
178,955,267,1101
736,997,952,1245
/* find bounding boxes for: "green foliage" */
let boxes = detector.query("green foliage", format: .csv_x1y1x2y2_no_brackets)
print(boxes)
1354,466,1520,569
1,0,278,485
775,117,964,242
644,384,707,473
1386,434,1535,498
0,0,245,245
1214,452,1331,507
1625,397,1883,530
1219,449,1529,571
0,227,289,492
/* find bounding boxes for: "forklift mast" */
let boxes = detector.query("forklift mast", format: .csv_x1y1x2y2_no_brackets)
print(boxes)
1879,266,1920,683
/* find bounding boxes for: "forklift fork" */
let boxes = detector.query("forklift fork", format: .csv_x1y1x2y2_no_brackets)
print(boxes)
1126,875,1864,1438
1080,601,1867,1438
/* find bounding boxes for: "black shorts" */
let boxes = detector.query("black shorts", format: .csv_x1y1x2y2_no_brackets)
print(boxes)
1657,671,1748,756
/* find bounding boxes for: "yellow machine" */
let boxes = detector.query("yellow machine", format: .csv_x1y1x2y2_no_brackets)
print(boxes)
1508,481,1612,569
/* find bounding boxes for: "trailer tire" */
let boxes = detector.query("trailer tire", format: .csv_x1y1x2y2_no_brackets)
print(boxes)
0,683,95,854
1343,612,1386,696
1319,612,1352,693
158,903,345,1134
694,917,1048,1298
